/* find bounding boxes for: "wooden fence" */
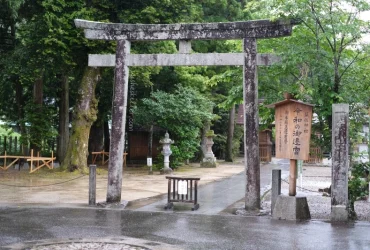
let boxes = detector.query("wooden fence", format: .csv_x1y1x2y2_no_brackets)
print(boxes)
304,147,323,164
263,145,322,164
0,136,57,156
259,145,272,162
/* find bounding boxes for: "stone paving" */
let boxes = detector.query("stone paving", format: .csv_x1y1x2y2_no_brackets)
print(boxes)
0,161,244,205
0,158,369,221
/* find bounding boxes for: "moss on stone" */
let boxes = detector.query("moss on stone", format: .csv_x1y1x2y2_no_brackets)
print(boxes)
200,161,217,168
205,130,215,137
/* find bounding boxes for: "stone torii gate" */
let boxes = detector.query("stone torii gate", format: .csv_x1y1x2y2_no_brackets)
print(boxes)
75,19,297,209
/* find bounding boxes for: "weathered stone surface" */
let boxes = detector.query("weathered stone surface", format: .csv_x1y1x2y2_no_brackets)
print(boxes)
75,19,298,41
89,164,96,206
272,195,311,221
88,53,281,67
331,104,349,221
331,205,349,222
160,132,174,174
271,169,281,214
160,168,173,174
106,40,130,203
243,37,261,210
179,40,192,53
201,131,217,168
200,159,217,168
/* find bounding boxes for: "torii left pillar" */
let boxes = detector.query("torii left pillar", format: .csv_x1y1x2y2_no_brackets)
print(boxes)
243,37,260,210
107,40,130,202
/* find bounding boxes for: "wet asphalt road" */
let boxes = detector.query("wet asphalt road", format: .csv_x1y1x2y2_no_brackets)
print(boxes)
0,206,370,250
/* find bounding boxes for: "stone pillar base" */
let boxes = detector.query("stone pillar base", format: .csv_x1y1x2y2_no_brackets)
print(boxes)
160,167,173,175
272,195,311,221
200,158,217,168
331,205,348,222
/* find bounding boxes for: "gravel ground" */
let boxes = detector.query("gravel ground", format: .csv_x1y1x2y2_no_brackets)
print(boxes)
261,165,370,221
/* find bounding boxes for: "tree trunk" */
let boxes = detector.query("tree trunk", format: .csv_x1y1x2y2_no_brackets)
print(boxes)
30,75,43,153
57,74,69,163
14,77,27,154
148,125,153,158
103,120,110,152
225,104,235,162
89,120,104,153
61,67,100,173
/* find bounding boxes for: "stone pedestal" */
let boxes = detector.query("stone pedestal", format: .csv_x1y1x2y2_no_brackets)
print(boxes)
160,132,174,174
331,205,348,221
201,130,217,168
272,195,311,221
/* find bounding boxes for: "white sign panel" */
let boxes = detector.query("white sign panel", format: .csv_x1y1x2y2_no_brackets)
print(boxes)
178,180,188,195
147,157,152,167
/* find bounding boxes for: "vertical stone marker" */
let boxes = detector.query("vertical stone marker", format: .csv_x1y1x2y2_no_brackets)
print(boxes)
331,104,349,221
268,94,313,220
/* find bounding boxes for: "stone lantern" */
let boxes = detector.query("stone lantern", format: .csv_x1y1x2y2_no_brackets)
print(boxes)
201,130,217,168
160,132,174,174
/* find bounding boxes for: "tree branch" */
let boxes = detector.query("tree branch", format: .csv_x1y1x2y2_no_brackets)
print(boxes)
300,19,316,36
308,0,335,52
290,72,300,82
339,52,361,80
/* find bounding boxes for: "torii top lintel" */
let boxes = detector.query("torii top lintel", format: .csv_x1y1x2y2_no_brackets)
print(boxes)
74,19,299,41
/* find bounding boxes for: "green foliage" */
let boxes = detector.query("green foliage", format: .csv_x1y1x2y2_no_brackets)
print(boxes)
117,0,203,24
134,86,215,167
22,102,58,148
0,0,117,155
348,162,370,219
0,126,20,137
351,162,370,180
232,124,243,157
245,0,370,152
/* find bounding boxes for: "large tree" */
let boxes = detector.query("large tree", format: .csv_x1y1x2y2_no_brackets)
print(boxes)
63,67,100,173
245,0,370,151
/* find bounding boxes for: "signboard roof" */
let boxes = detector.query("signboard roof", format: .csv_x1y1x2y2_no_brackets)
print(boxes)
266,99,315,108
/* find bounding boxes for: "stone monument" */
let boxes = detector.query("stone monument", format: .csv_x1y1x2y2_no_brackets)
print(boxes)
160,132,174,174
201,130,217,168
331,104,349,221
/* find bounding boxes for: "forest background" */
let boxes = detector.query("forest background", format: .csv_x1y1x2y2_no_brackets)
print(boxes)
0,0,369,173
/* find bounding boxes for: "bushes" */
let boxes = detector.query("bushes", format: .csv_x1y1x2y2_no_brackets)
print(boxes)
348,162,370,219
134,86,215,168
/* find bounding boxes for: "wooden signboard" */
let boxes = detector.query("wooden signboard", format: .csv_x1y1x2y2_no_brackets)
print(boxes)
269,99,313,161
268,97,313,196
